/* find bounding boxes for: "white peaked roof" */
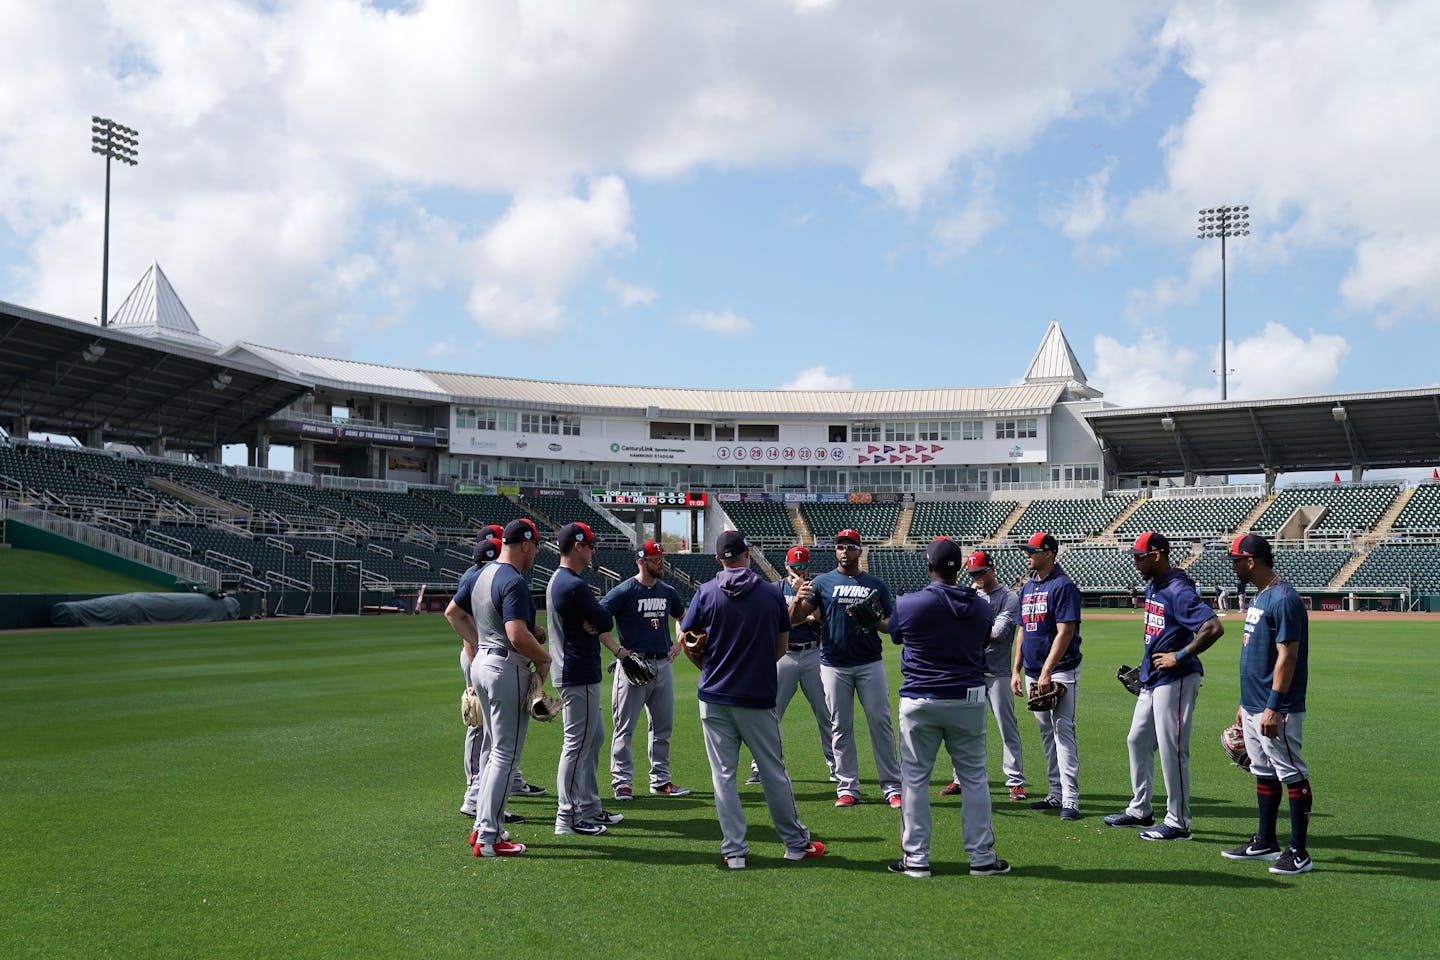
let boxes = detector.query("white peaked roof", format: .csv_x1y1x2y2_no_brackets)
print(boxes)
1023,320,1098,398
109,262,220,351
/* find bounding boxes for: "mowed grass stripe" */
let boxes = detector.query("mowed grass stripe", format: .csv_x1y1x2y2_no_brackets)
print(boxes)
1,615,1436,960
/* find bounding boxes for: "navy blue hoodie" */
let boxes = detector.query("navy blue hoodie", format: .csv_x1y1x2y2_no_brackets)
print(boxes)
680,567,789,709
890,580,994,699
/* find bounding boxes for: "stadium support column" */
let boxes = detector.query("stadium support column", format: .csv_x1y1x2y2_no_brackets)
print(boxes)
149,436,166,457
85,427,104,449
249,425,270,469
296,439,315,473
11,416,31,439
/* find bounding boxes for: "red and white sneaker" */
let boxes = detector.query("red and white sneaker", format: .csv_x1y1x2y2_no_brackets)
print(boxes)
834,794,858,807
474,839,526,857
784,840,827,861
939,781,962,796
1009,785,1027,802
888,794,903,809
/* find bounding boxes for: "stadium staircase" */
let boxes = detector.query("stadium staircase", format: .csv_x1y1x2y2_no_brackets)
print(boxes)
789,505,813,545
1326,548,1372,590
145,476,244,519
991,501,1029,543
1102,496,1148,537
1369,488,1415,541
892,504,913,545
1234,495,1274,535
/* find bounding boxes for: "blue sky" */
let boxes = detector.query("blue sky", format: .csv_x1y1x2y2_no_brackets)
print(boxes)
2,0,1438,409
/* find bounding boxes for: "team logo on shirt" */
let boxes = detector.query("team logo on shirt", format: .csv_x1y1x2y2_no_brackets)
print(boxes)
1143,599,1166,639
1021,590,1050,631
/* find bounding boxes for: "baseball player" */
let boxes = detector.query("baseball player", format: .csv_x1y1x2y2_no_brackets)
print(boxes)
449,531,545,817
547,522,626,837
468,518,550,857
1013,531,1083,820
601,541,691,800
940,550,1026,802
888,539,1009,878
745,546,836,786
679,530,825,869
789,528,902,808
1222,534,1315,875
1103,532,1224,840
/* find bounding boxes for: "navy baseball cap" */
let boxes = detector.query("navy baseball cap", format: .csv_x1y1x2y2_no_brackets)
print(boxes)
835,528,862,546
480,523,505,542
716,529,749,559
786,546,810,568
966,550,993,574
637,541,664,560
1021,531,1058,554
558,521,596,550
502,518,539,544
472,537,501,564
925,537,964,572
1229,533,1273,562
1128,532,1171,555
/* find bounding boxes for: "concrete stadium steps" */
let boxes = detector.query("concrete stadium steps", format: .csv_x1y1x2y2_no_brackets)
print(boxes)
1102,495,1148,536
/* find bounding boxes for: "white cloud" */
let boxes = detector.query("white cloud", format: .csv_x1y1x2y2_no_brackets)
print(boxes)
684,309,752,336
606,276,657,307
1045,158,1115,241
1091,322,1350,405
933,173,1005,259
779,366,853,390
1126,0,1440,319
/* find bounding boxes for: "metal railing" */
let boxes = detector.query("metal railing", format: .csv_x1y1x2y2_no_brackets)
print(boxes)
5,505,220,589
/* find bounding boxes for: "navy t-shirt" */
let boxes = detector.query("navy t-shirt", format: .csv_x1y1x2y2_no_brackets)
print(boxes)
807,569,894,667
453,565,480,616
546,567,615,687
890,581,992,699
1139,568,1215,687
601,577,684,655
1239,579,1308,713
1018,564,1083,675
781,579,818,646
680,567,788,709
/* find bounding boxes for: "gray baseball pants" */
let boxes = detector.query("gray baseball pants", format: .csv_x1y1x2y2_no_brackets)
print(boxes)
1240,708,1309,782
954,673,1024,787
556,683,605,828
750,646,835,779
469,650,532,844
461,649,527,814
610,657,676,790
1123,673,1200,829
1029,665,1080,808
698,701,811,860
898,691,999,869
823,660,902,800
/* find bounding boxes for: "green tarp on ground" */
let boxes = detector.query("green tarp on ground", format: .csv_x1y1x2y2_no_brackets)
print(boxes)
51,592,240,627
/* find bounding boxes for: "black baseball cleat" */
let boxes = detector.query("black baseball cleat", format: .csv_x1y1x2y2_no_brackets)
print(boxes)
887,859,931,878
1103,812,1155,828
1268,847,1313,875
1060,806,1081,821
1221,836,1283,861
969,858,1011,876
514,782,547,797
1029,796,1062,811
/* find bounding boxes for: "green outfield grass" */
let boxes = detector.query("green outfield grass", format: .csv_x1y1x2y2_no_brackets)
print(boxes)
0,548,165,594
1,613,1435,959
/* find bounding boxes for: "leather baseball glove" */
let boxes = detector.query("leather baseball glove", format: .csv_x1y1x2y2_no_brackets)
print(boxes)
618,650,657,686
846,590,886,629
680,629,707,669
1221,722,1251,771
1026,680,1068,712
526,671,562,722
461,686,484,727
1116,664,1142,697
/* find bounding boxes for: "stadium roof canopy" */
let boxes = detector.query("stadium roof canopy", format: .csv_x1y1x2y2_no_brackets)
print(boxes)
1085,387,1440,478
0,300,310,451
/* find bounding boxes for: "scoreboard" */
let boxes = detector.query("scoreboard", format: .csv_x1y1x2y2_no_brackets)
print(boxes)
591,489,708,507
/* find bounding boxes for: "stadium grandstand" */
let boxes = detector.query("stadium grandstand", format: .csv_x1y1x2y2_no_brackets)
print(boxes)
4,265,1440,625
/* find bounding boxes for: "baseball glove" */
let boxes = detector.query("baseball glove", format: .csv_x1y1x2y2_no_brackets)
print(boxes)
846,589,886,629
1116,664,1142,697
461,686,484,727
526,671,562,722
679,629,707,669
618,650,657,686
1221,722,1251,771
1026,680,1069,712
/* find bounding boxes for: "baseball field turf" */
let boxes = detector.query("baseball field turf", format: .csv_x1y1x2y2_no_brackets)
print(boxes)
1,612,1434,959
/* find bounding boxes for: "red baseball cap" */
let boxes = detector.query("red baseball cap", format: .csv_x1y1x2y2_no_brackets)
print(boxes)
558,521,596,550
1021,531,1058,554
637,541,664,560
502,518,540,544
480,523,505,542
1229,533,1273,561
966,550,993,574
786,546,810,567
835,529,862,546
1127,532,1170,555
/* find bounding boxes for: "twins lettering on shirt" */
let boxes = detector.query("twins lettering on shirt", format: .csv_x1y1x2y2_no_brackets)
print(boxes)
1242,603,1262,646
637,595,670,632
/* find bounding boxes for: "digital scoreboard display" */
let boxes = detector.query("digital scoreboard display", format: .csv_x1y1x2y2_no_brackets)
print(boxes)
591,490,708,507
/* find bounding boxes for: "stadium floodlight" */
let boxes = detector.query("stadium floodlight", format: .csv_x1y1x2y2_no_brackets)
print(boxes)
91,116,140,329
1196,204,1249,401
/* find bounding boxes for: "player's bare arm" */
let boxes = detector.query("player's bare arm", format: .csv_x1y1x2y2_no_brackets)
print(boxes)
789,580,816,625
444,600,479,660
507,620,552,683
1011,638,1026,697
1260,640,1298,737
1151,616,1224,670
